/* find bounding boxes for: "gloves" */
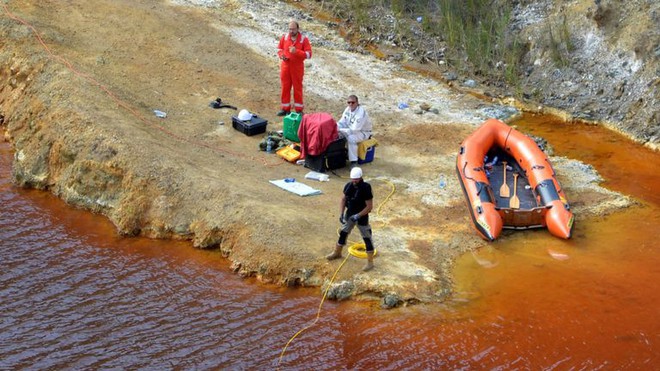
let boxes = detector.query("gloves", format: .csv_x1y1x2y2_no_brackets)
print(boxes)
350,214,360,222
339,215,346,224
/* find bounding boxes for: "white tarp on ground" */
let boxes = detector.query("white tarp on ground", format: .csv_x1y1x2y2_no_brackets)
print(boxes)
269,179,322,197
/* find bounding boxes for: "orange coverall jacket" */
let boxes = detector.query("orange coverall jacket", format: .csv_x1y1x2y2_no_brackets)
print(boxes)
277,33,312,112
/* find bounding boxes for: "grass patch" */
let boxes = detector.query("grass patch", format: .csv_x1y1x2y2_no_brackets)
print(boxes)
320,0,528,93
547,14,574,67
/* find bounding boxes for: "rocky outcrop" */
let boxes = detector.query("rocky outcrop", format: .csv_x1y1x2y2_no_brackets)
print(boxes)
512,0,659,149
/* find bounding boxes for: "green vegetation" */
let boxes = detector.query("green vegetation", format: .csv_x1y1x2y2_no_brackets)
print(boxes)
548,14,574,67
320,0,528,89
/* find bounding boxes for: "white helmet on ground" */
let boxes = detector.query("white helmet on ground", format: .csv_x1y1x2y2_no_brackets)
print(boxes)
238,109,252,121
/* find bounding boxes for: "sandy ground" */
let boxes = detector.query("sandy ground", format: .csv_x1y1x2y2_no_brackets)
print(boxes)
0,0,632,305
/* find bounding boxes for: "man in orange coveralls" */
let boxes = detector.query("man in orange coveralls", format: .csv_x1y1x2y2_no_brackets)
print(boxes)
277,20,312,116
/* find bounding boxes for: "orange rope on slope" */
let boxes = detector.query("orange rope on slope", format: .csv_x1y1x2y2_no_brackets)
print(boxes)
1,3,283,167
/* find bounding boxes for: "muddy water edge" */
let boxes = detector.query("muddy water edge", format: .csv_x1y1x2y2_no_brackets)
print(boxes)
2,113,659,369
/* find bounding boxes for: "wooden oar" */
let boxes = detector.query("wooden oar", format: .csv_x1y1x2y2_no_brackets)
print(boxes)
510,173,520,209
499,161,510,197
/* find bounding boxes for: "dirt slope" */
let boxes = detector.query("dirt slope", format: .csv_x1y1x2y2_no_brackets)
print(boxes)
0,0,632,305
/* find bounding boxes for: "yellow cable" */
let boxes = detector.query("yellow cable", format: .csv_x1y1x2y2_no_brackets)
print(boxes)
277,254,349,368
277,175,395,367
372,177,396,218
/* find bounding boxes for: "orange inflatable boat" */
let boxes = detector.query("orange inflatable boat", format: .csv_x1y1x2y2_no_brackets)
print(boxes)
455,119,574,241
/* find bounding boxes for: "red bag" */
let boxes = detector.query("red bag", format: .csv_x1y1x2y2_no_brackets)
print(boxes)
298,112,338,158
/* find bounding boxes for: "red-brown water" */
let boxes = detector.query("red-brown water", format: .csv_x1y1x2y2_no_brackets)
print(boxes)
516,114,660,206
1,114,658,369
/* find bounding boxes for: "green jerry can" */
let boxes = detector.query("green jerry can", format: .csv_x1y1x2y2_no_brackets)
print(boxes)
283,112,302,142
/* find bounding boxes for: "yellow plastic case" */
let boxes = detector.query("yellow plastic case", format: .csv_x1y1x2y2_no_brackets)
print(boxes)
276,145,301,162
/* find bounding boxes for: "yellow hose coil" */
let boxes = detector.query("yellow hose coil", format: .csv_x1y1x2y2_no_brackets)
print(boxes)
347,242,377,259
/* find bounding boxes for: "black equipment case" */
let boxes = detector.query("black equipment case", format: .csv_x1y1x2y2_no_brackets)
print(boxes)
304,137,347,172
231,115,268,136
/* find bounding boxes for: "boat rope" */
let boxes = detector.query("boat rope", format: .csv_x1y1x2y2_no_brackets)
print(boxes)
462,161,478,183
503,126,514,151
277,176,395,368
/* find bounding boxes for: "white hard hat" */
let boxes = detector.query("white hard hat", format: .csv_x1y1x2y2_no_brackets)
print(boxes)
237,109,252,121
350,167,363,179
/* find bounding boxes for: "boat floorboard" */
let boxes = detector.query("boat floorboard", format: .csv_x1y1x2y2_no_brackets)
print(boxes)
489,161,538,210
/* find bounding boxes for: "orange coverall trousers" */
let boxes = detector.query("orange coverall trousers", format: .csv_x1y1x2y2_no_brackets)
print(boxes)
280,61,304,113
